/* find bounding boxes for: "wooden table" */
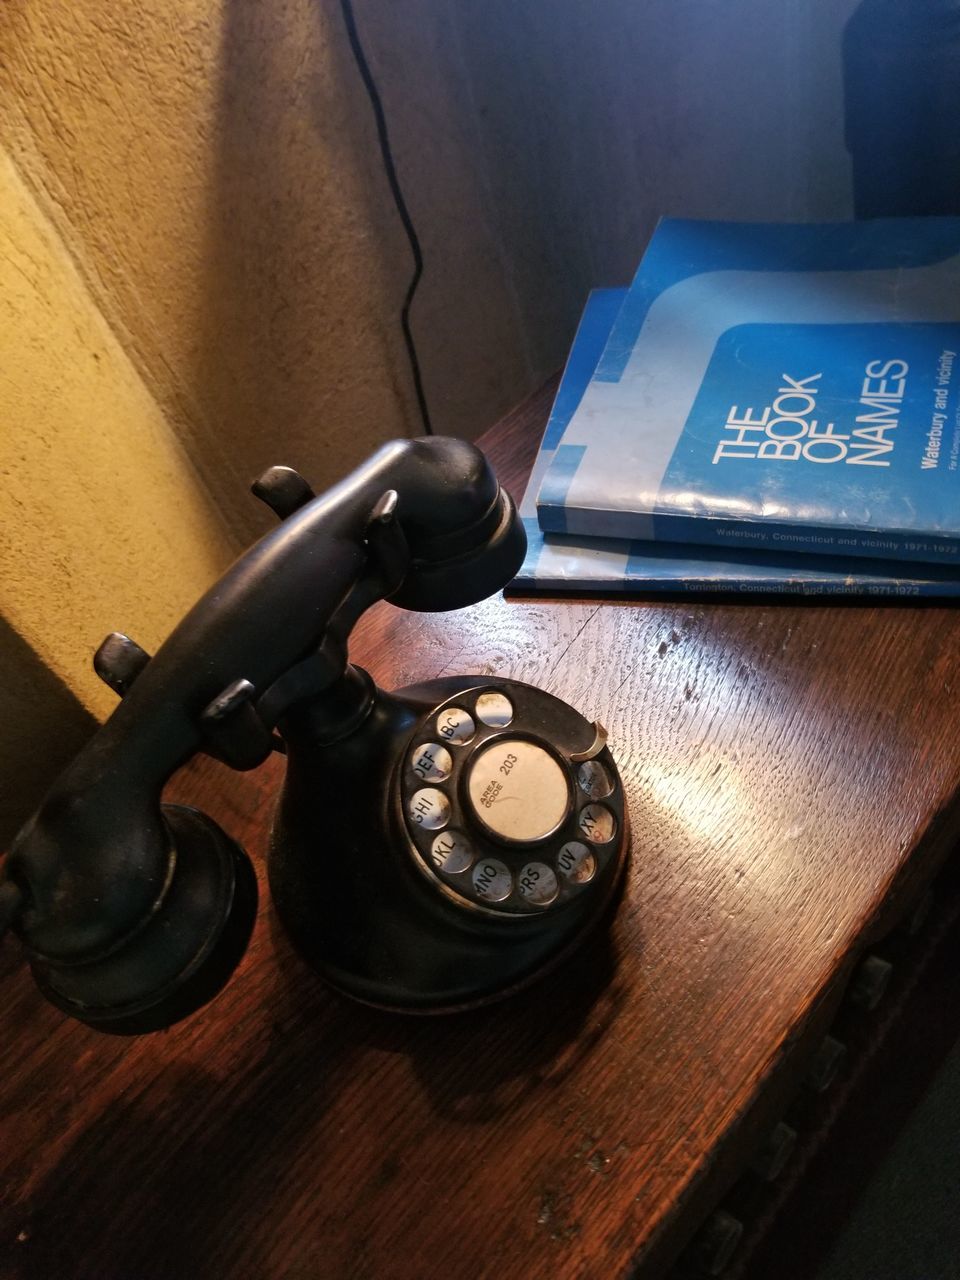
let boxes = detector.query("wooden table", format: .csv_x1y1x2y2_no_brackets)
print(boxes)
3,382,960,1280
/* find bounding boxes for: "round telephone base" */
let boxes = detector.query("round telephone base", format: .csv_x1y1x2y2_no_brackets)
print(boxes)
309,842,628,1015
269,672,630,1015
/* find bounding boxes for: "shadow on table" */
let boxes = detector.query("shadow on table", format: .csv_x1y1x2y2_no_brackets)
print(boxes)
7,893,630,1280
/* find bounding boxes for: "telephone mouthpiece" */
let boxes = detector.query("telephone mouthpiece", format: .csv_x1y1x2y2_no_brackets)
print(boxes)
29,807,258,1035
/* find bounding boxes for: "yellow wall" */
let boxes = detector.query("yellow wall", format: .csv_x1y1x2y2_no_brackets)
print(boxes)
0,1,409,545
0,148,235,722
0,1,535,544
0,146,236,842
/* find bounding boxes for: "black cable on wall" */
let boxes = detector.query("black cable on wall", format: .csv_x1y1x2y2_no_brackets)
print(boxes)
339,0,435,437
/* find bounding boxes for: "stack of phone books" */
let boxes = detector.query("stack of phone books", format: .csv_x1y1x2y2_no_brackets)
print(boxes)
509,217,960,598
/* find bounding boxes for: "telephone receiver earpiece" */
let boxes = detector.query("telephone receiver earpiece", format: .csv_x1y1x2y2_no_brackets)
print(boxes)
252,436,525,614
1,438,628,1032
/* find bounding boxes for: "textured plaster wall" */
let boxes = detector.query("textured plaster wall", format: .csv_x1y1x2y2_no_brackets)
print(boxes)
0,148,235,722
0,0,534,548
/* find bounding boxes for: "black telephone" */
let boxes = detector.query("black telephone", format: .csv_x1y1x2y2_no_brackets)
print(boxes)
0,438,628,1033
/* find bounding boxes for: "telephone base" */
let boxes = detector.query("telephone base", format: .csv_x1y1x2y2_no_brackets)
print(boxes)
296,849,628,1015
268,672,630,1013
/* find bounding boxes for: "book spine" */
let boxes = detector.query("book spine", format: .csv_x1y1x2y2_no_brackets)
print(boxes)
509,573,960,599
654,514,960,567
548,506,960,568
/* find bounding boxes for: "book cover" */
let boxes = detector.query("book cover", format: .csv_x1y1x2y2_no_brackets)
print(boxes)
512,288,960,598
536,218,960,566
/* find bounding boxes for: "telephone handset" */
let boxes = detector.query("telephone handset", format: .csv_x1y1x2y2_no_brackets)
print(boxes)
0,438,628,1032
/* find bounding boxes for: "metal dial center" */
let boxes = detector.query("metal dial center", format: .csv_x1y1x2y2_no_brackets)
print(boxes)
465,738,569,844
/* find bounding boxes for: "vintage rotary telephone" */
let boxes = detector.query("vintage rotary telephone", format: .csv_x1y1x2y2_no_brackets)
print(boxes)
0,438,628,1033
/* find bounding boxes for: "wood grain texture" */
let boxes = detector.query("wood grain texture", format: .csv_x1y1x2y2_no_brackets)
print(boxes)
3,381,960,1280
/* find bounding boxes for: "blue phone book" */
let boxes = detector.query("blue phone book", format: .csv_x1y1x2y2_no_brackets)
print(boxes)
511,288,960,597
535,219,960,567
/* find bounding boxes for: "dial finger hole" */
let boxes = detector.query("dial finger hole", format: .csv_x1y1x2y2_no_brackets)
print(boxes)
517,861,559,907
557,840,597,885
578,803,616,844
430,830,473,874
410,742,453,783
475,691,514,727
435,707,475,746
408,788,450,830
471,858,512,903
577,759,613,800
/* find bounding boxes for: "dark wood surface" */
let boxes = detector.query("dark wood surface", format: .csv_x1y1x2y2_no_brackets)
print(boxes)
3,382,960,1280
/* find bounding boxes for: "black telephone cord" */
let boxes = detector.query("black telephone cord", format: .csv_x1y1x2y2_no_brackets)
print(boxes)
339,0,434,437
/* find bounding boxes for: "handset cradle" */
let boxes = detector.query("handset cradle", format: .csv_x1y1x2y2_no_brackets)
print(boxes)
0,437,629,1032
